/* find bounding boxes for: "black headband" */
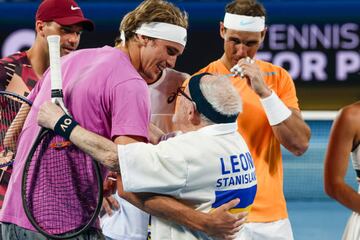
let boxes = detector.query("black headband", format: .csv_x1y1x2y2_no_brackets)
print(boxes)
188,73,238,124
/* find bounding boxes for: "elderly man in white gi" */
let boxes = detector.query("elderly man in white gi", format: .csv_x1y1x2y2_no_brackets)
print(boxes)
37,73,257,240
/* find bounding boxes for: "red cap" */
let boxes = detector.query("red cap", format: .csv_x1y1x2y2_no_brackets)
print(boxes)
36,0,94,31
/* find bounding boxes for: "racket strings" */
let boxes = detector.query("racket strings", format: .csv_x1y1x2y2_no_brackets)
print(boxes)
24,133,101,235
0,94,30,167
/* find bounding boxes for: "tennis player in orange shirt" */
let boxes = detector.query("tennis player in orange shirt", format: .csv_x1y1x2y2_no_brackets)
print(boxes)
186,0,311,239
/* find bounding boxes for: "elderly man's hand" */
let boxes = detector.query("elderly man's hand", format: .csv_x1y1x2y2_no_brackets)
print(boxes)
37,101,65,130
205,198,247,239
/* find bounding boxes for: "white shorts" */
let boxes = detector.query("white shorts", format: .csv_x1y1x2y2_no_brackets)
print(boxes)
342,212,360,240
100,193,149,240
237,218,294,240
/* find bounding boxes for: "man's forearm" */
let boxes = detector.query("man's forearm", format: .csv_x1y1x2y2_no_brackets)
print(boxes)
69,126,119,172
273,108,311,156
116,177,208,231
38,101,120,172
143,195,210,232
118,189,209,232
119,190,245,238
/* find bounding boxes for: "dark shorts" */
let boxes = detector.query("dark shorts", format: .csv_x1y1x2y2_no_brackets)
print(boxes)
1,223,105,240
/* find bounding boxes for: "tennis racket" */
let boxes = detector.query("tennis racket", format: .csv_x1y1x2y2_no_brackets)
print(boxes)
0,91,32,167
22,35,103,239
0,91,32,186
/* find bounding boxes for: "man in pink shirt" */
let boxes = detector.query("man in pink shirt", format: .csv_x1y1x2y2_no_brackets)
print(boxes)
0,0,184,239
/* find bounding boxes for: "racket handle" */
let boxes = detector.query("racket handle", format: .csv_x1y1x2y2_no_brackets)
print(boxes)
47,35,63,95
52,98,71,116
51,89,63,99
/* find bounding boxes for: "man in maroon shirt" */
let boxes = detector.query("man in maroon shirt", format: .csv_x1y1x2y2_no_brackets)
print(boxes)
0,0,94,215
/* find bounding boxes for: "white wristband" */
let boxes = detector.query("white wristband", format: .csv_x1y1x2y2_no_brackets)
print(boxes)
260,91,292,126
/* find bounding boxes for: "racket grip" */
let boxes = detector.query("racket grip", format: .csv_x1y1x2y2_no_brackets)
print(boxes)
51,89,63,99
52,98,71,116
47,35,63,92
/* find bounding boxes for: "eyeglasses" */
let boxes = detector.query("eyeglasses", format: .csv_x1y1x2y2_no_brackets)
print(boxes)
167,87,193,104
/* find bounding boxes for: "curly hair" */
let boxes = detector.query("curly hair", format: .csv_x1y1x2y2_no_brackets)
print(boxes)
115,0,188,45
225,0,266,17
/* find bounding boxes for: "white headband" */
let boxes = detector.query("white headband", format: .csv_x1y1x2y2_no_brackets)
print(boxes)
224,13,265,32
134,22,187,47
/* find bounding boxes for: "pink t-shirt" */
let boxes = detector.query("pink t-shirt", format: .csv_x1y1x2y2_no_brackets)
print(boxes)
0,46,150,230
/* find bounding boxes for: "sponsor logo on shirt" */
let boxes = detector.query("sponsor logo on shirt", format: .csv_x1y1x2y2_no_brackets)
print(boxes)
212,151,257,212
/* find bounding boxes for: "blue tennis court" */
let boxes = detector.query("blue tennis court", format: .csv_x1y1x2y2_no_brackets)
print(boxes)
288,201,350,240
283,118,356,240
